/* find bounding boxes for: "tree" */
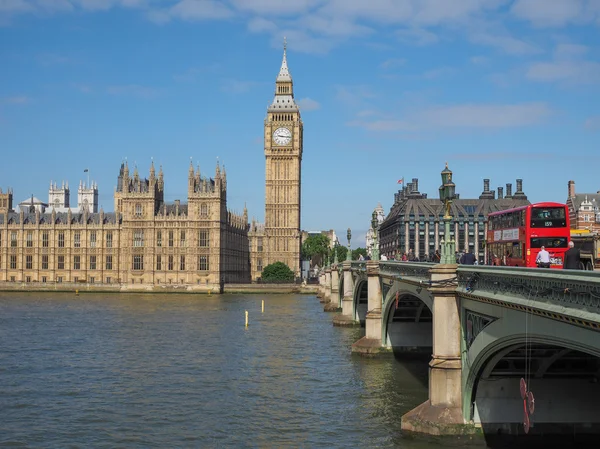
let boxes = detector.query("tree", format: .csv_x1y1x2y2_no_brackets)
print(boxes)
301,234,330,265
352,247,368,260
261,261,294,283
335,244,348,262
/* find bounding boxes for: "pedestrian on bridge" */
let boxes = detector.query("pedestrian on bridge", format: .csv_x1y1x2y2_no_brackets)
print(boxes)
563,241,581,270
536,246,551,268
460,250,476,265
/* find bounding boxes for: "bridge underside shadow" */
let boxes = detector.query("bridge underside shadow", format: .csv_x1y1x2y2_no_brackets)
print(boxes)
354,280,368,327
384,292,433,387
470,339,600,447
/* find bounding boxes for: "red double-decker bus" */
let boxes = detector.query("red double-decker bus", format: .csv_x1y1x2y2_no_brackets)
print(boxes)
486,202,570,268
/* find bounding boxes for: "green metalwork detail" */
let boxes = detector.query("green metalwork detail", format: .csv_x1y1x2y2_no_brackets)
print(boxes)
379,260,435,281
457,266,600,313
351,261,367,273
381,281,391,305
465,309,496,349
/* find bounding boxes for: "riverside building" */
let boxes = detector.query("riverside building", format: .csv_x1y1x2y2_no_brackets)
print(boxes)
0,42,304,288
378,177,530,264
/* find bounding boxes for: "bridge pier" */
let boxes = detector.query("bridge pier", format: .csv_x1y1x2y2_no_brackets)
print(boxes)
333,261,357,326
324,266,340,312
316,272,325,299
352,261,391,355
401,264,477,436
321,269,331,303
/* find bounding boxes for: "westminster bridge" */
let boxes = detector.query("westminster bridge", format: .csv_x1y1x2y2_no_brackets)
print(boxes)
317,261,600,439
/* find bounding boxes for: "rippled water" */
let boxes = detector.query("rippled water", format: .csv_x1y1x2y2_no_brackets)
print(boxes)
0,293,437,448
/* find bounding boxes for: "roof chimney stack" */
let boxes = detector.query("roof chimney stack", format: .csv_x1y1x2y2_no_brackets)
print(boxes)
498,186,504,199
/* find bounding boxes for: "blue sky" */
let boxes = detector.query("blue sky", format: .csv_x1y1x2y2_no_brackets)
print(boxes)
1,0,599,246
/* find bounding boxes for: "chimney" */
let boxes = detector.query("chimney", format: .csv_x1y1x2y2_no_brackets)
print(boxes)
498,187,504,199
479,178,495,199
568,180,575,198
506,183,512,198
516,178,523,193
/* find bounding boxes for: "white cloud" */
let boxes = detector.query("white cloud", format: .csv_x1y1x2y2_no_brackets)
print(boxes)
220,79,263,93
526,43,600,84
2,95,31,104
173,63,221,82
380,58,406,69
584,116,600,131
470,55,489,65
510,0,589,27
554,43,589,59
423,66,456,80
469,32,541,55
348,102,553,132
297,97,320,111
334,85,376,108
106,84,159,98
169,0,233,21
395,27,439,46
2,0,598,56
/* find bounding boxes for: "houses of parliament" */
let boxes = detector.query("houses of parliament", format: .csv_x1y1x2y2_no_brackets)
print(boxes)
0,43,303,290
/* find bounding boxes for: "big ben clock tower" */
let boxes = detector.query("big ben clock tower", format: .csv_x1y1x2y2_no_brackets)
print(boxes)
263,38,303,277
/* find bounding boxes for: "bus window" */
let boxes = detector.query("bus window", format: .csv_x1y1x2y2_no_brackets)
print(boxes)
530,207,567,228
530,237,568,248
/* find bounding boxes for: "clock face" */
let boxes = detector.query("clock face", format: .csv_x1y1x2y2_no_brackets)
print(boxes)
273,127,292,146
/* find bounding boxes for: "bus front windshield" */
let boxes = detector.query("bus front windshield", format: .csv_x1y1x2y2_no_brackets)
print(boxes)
530,207,567,228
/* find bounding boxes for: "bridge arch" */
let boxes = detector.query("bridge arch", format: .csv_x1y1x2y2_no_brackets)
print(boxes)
463,303,600,434
352,275,368,325
337,270,344,309
381,281,434,351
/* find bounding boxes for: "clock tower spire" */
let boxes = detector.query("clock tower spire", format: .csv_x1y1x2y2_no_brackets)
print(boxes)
261,38,304,279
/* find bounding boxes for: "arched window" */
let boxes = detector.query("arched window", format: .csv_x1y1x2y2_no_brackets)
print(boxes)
201,203,208,217
135,203,142,217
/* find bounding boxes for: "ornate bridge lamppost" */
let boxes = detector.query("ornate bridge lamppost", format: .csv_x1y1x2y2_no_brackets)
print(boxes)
371,210,380,261
438,162,456,264
346,228,352,261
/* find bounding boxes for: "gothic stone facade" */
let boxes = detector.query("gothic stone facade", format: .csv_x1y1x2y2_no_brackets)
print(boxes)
249,42,303,281
0,161,250,290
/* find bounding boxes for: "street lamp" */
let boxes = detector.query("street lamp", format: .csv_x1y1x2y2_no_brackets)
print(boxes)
333,241,339,265
346,228,352,261
371,210,380,261
438,162,456,264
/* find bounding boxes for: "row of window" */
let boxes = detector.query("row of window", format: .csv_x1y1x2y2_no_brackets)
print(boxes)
0,229,212,249
0,231,113,248
0,254,210,271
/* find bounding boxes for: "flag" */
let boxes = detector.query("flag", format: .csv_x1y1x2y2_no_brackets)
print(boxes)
397,178,403,184
83,169,89,173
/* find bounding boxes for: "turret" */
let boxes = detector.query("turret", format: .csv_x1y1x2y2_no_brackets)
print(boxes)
158,165,164,192
188,159,195,194
149,159,156,185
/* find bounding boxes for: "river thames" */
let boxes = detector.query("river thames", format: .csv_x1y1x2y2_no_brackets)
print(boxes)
0,292,449,448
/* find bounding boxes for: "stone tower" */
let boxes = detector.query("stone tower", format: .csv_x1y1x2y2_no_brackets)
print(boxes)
48,180,70,211
78,180,99,213
263,38,303,277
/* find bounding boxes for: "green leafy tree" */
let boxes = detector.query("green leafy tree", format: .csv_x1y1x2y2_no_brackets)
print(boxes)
335,245,348,262
261,261,295,283
352,247,368,260
301,234,330,266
